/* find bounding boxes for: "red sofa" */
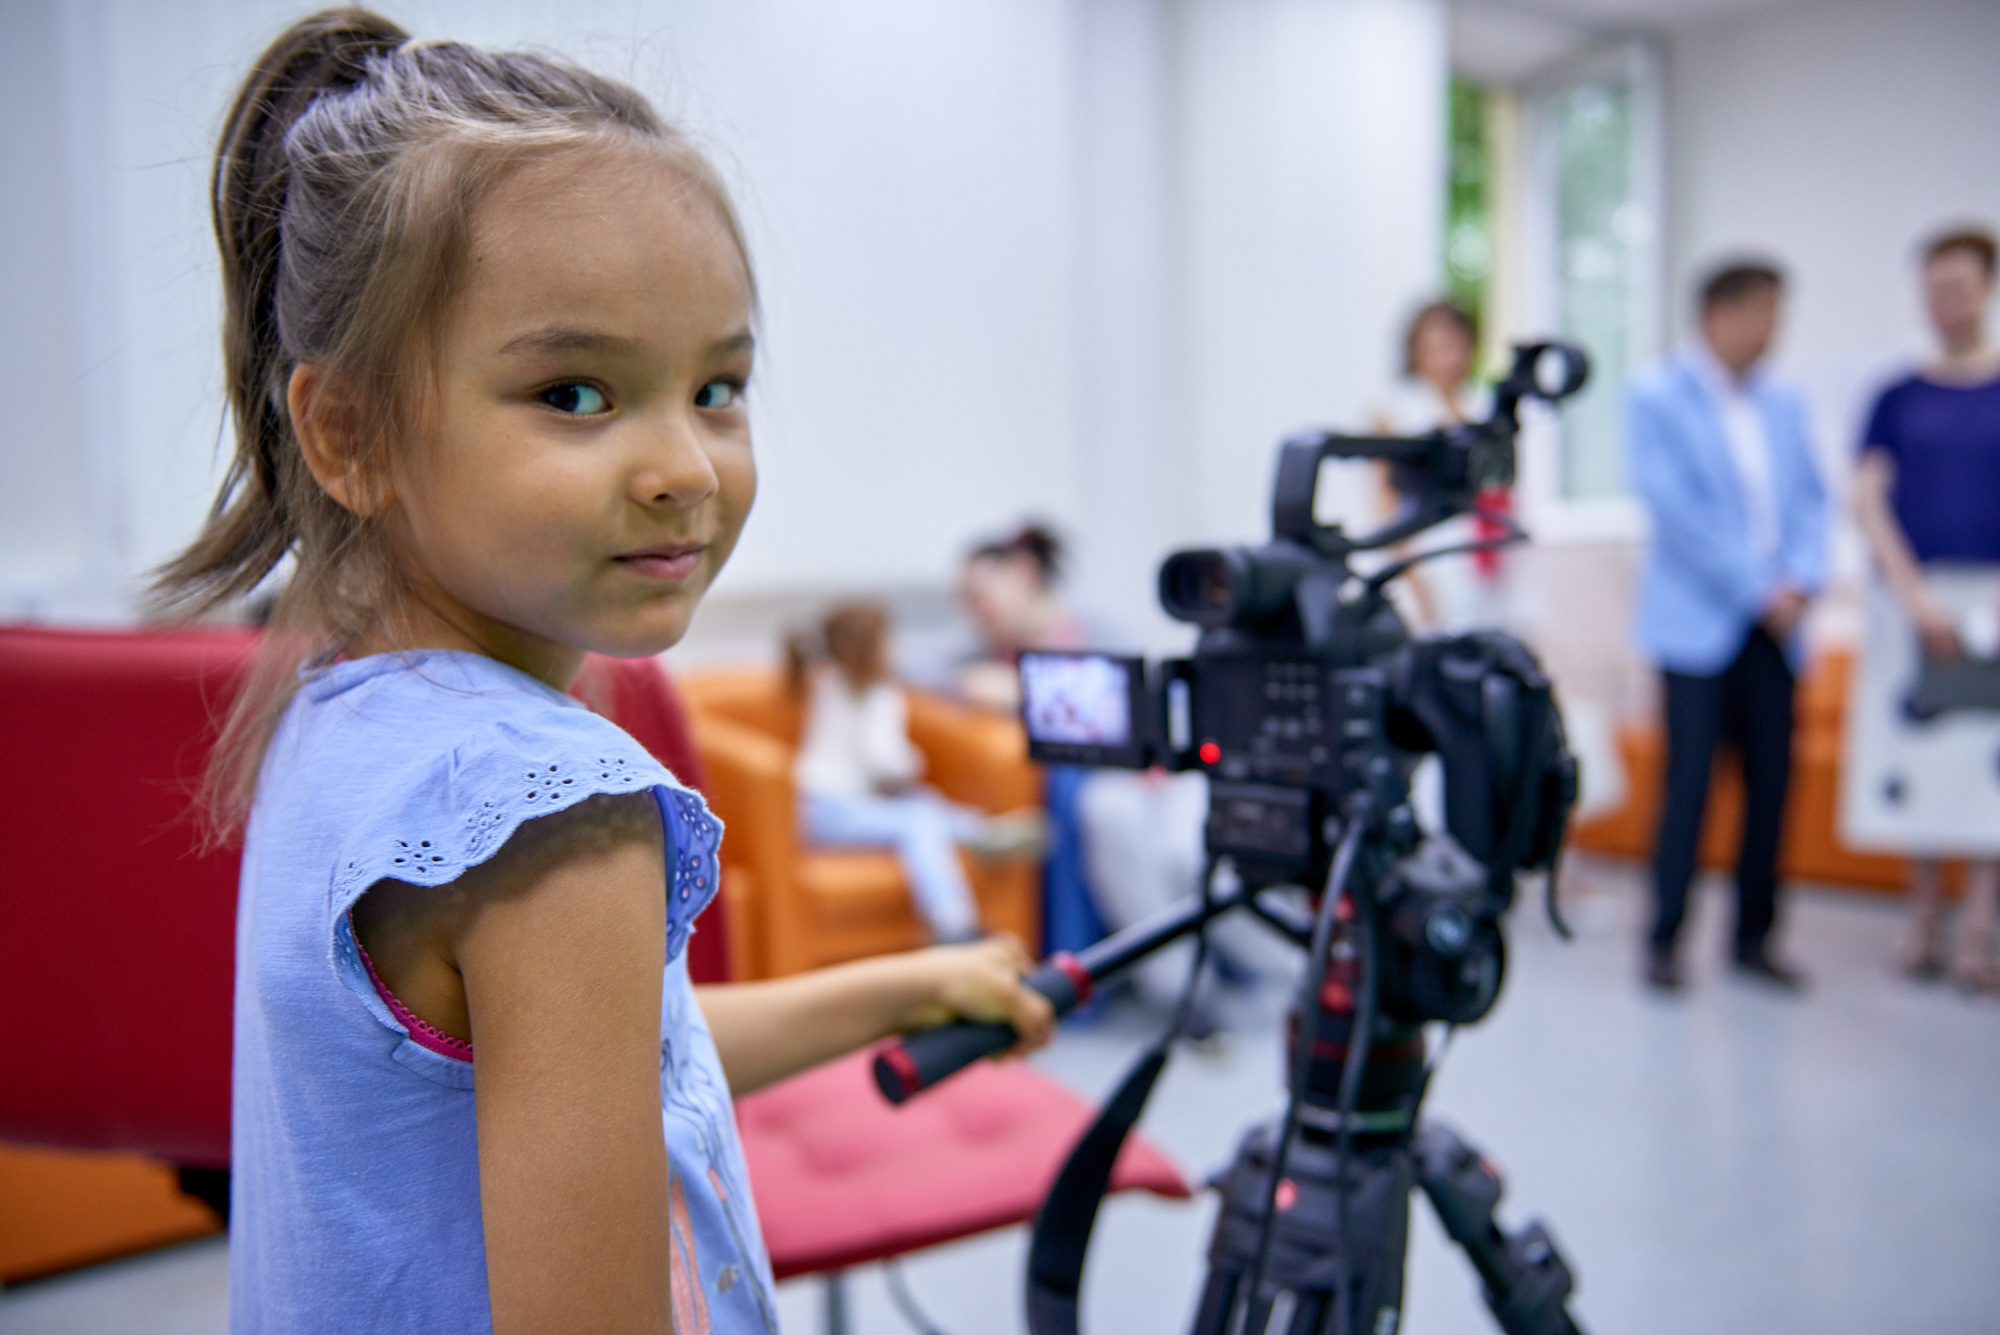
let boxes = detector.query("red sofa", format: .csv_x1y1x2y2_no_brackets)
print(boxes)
0,627,1185,1289
0,629,728,1169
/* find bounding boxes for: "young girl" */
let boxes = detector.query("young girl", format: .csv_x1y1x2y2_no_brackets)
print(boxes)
790,602,1042,943
159,13,1053,1333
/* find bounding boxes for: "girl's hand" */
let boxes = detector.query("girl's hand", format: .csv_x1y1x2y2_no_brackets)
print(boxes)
697,933,1059,1095
898,935,1057,1052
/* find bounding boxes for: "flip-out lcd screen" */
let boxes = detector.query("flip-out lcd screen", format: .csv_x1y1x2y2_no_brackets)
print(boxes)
1019,651,1154,768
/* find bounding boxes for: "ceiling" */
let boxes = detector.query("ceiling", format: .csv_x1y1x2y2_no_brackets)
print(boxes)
1449,0,1849,82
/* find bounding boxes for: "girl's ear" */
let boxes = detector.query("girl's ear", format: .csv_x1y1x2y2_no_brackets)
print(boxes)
289,362,392,516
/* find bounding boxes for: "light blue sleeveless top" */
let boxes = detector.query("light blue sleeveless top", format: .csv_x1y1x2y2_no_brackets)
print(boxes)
230,651,778,1333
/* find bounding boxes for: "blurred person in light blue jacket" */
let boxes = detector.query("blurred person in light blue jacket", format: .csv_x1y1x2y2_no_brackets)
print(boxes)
1628,260,1828,994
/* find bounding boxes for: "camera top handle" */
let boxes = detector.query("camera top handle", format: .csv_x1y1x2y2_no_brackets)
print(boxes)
1270,340,1590,560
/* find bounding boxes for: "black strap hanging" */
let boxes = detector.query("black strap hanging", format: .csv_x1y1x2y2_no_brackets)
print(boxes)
1024,1038,1174,1335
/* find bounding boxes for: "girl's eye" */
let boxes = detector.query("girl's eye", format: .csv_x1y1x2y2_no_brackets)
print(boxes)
695,379,741,410
540,382,609,416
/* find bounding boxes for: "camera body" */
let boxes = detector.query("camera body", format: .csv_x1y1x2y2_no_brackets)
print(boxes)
1019,342,1587,1026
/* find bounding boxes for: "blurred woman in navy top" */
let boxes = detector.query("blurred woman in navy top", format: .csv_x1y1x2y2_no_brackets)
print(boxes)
1846,227,2000,993
1863,363,2000,569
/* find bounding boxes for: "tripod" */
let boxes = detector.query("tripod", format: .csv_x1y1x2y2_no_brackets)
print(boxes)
1187,806,1585,1335
876,811,1588,1335
877,344,1598,1333
1198,1115,1581,1335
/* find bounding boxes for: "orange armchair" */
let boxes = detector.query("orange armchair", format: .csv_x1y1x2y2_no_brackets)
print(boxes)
679,668,1041,979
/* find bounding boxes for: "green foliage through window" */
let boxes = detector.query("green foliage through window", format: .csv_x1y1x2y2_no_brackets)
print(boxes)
1551,80,1636,501
1445,77,1491,338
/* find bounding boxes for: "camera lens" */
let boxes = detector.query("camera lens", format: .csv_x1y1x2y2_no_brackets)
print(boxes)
1159,550,1241,627
1424,903,1474,956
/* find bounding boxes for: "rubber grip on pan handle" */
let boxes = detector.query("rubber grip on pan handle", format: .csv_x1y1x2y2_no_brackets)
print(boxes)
872,954,1090,1104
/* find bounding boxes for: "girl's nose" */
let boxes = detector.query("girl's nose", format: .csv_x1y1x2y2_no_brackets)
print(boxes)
632,411,719,508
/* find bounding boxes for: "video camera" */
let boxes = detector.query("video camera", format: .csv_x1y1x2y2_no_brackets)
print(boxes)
1017,340,1586,1024
875,341,1596,1335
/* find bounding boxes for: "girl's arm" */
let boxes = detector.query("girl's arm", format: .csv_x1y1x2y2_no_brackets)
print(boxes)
1854,448,1958,656
383,793,678,1335
697,936,1055,1096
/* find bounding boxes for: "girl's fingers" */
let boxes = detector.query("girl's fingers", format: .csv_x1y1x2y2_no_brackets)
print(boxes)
983,932,1032,973
917,936,1059,1049
1006,985,1056,1051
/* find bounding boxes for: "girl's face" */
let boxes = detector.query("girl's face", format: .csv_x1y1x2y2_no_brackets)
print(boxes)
379,147,756,682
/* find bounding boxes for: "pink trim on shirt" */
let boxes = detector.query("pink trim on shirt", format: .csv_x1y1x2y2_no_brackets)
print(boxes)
352,925,474,1063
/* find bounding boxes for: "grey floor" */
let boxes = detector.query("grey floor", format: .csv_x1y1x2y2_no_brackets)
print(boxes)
5,859,1996,1335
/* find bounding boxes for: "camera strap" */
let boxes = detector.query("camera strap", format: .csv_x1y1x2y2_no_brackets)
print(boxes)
1488,687,1551,875
1025,1037,1174,1335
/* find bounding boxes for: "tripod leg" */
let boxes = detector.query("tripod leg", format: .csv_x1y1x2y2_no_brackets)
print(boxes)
1412,1123,1586,1335
823,1270,851,1335
1190,1270,1241,1335
1238,1288,1280,1335
1284,1290,1330,1335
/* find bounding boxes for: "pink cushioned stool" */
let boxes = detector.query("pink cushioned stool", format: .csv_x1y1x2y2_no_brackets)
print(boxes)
739,1044,1189,1317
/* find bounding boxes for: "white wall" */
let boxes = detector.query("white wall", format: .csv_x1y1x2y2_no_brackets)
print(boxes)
2,0,1448,647
1666,0,2000,588
0,2,106,617
1180,0,1447,550
1070,0,1448,647
1066,0,1187,646
2,0,1089,613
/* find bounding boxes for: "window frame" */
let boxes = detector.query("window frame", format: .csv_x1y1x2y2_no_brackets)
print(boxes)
1515,40,1664,545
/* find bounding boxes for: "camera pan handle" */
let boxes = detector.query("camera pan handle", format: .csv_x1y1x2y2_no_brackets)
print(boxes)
872,957,1090,1104
873,890,1253,1103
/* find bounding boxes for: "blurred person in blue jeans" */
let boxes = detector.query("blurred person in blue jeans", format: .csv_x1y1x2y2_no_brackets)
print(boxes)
1629,261,1828,993
1846,226,2000,993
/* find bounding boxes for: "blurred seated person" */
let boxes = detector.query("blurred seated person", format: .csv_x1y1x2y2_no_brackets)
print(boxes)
791,601,1044,945
1846,226,2000,992
956,524,1090,710
1369,300,1515,634
955,527,1292,1026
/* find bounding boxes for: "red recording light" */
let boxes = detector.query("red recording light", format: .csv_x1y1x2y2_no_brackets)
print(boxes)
1199,741,1221,765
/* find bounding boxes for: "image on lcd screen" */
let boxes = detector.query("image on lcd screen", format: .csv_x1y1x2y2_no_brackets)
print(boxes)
1021,654,1132,747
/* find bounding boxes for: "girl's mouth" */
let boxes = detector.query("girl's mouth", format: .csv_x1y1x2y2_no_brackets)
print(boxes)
614,543,706,583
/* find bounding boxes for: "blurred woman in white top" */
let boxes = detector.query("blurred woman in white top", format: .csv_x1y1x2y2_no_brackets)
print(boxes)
793,602,1041,943
1370,300,1514,633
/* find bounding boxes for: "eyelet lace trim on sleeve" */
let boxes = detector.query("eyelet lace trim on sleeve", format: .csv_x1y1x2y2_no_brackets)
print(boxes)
331,749,725,966
662,786,724,962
